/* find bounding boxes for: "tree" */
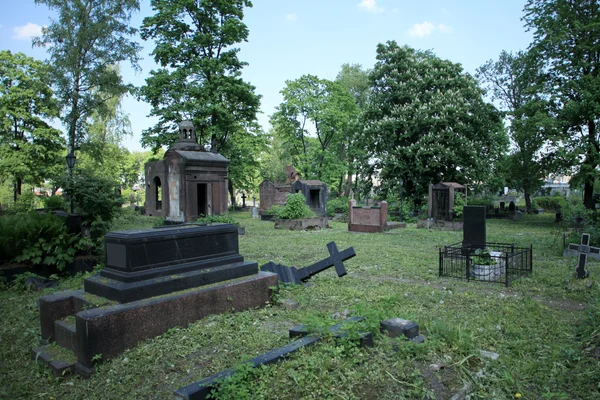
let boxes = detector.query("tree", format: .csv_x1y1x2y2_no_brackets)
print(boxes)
139,0,261,207
335,63,371,197
270,74,359,189
364,42,507,203
139,0,260,150
33,0,141,155
477,50,557,211
524,0,600,208
0,51,64,202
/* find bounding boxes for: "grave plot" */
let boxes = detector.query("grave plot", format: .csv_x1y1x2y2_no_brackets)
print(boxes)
32,224,279,377
438,206,533,286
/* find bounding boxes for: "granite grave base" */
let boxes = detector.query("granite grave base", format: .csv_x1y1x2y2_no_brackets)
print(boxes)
35,272,278,375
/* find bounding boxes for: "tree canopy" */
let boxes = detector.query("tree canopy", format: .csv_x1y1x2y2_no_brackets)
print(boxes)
524,0,600,208
477,49,557,210
0,51,64,201
270,74,359,189
34,0,141,154
364,42,507,201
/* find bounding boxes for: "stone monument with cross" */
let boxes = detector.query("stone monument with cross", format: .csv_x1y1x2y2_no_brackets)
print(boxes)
260,241,355,284
564,232,600,261
565,233,597,279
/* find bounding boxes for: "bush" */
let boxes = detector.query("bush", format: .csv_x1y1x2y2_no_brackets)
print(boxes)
59,171,124,239
263,205,285,216
532,195,567,211
11,191,36,213
0,212,88,270
452,193,467,219
277,193,314,220
326,196,349,217
42,195,67,211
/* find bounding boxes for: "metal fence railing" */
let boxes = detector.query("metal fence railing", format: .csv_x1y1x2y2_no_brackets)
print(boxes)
439,242,532,286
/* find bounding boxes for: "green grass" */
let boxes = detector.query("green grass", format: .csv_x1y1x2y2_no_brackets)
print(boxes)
0,212,599,399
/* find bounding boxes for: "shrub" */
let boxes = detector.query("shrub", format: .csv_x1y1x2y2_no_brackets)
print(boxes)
532,195,567,211
277,193,314,220
263,205,285,216
452,193,467,219
0,212,89,270
42,195,67,211
11,190,36,213
326,196,349,217
58,171,124,239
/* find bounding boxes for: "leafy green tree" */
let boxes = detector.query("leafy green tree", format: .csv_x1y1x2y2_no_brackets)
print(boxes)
139,0,260,151
139,0,261,207
524,0,600,208
271,74,359,189
477,50,557,211
0,51,64,203
335,64,371,197
364,42,507,203
33,0,141,154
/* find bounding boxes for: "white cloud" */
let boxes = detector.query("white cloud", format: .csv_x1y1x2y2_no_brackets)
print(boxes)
358,0,383,13
408,22,453,37
13,23,43,40
409,22,435,37
286,14,297,22
438,23,453,33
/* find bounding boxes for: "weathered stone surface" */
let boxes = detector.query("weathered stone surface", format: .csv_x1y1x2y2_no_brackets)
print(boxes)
380,318,420,339
348,200,388,233
274,217,329,230
479,350,500,360
84,224,258,303
76,271,278,367
463,206,486,248
280,299,300,310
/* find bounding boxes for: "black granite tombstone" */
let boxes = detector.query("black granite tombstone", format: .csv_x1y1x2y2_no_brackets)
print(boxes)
463,206,486,249
509,201,516,213
84,224,258,303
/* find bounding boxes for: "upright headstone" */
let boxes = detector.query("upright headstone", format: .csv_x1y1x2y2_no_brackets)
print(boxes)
463,206,486,249
251,207,259,219
574,233,593,279
241,193,246,208
509,201,516,214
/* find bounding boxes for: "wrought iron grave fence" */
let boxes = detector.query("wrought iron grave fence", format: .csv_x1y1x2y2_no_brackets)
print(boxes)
439,242,532,286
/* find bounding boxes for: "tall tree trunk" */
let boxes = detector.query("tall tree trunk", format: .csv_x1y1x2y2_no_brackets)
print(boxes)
524,190,532,213
228,180,235,211
584,119,599,209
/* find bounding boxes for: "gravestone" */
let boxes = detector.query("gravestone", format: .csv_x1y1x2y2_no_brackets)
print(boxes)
576,253,590,279
509,201,515,213
251,207,259,219
500,202,505,211
569,233,596,279
260,241,355,284
564,232,600,261
463,206,486,249
241,192,246,208
34,224,278,376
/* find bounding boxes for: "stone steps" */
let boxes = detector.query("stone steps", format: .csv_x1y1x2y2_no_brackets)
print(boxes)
54,319,77,353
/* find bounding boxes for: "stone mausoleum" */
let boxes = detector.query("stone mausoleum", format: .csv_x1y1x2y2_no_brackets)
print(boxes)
144,121,229,222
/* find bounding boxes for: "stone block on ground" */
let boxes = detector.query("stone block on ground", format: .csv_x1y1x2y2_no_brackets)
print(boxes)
380,318,420,339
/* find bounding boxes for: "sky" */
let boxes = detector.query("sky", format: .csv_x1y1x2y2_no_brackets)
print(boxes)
0,0,534,152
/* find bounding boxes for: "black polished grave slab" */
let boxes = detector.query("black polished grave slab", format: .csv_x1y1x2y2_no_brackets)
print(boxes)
84,224,258,303
463,206,486,249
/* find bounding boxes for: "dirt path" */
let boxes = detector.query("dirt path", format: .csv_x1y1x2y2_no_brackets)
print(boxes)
349,272,587,312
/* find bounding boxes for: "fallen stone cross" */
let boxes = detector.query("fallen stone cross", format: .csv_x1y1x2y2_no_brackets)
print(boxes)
174,316,372,400
260,241,355,284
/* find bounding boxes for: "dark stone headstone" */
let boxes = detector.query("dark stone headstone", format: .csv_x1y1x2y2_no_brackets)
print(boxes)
509,201,516,213
499,202,505,211
576,253,590,279
84,224,257,303
463,206,486,249
380,318,419,339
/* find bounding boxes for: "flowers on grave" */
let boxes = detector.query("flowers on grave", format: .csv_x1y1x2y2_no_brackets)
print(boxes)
471,248,494,265
515,394,522,398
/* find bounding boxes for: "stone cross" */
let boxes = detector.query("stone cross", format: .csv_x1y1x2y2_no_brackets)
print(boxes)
571,233,596,279
260,242,355,284
252,196,256,207
241,192,246,208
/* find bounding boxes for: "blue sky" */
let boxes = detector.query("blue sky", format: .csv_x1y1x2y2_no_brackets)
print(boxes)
0,0,533,152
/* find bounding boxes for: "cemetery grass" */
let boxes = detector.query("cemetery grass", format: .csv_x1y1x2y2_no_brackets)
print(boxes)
0,213,598,399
